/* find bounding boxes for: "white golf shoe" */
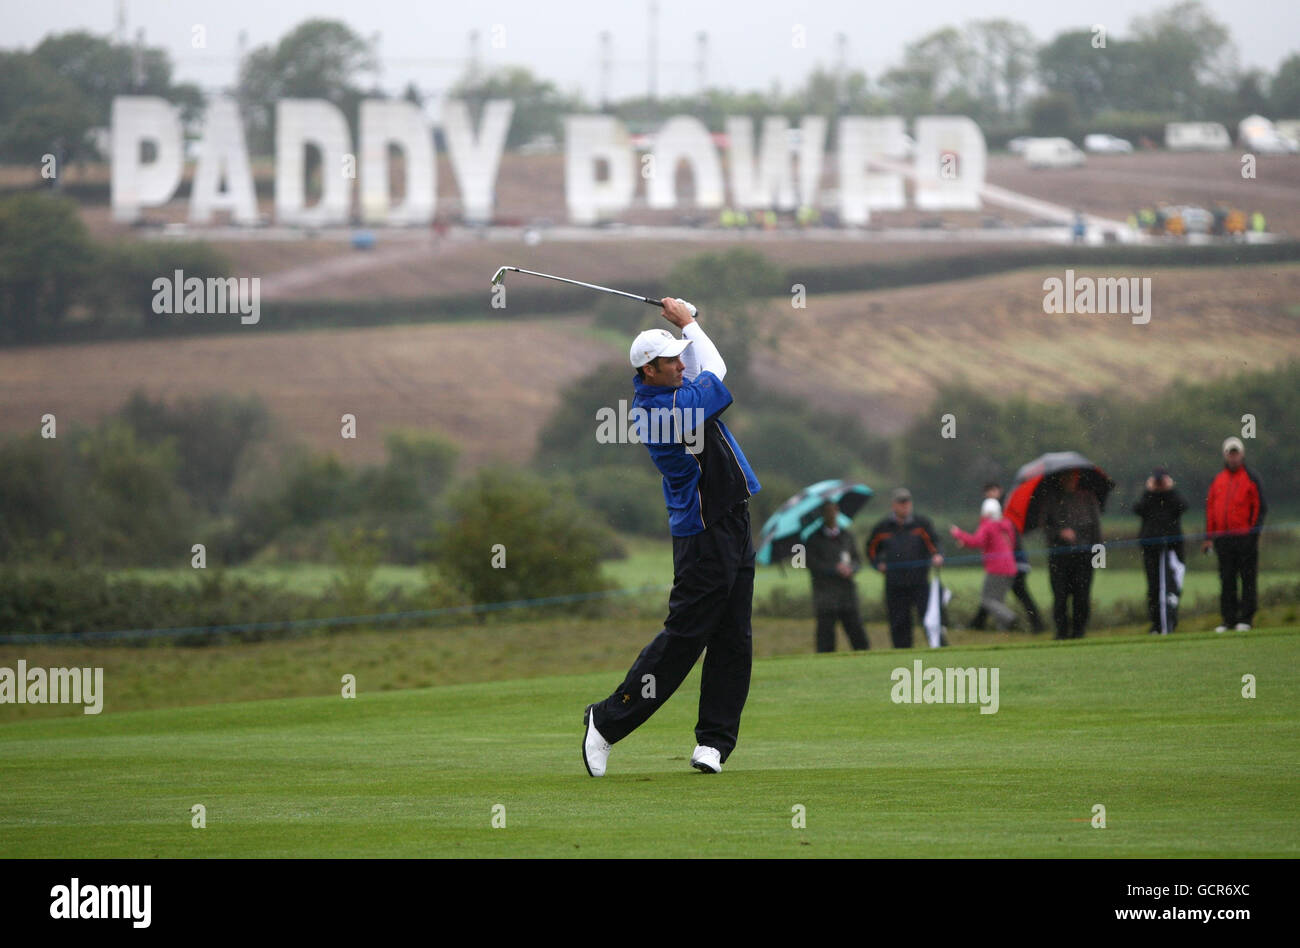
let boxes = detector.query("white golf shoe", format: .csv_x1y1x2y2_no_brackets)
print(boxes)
1214,625,1228,633
690,745,722,774
582,705,611,777
1234,623,1251,631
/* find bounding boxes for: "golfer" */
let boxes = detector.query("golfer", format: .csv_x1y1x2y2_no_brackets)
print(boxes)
583,297,761,776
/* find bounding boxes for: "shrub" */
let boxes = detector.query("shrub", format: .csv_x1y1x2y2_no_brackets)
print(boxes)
433,468,613,606
569,465,667,536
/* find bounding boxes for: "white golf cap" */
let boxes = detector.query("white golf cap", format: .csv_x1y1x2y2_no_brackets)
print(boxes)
629,328,691,368
1222,436,1245,456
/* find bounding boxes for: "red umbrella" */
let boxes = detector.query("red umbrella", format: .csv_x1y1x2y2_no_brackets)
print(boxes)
1004,451,1115,533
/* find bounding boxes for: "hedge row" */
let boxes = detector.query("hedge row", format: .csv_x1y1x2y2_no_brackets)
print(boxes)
14,241,1297,347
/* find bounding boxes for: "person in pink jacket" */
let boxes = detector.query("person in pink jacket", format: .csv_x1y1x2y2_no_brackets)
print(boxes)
949,498,1020,631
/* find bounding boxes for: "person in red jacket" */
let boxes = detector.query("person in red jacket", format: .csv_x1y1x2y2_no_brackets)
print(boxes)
1201,437,1267,632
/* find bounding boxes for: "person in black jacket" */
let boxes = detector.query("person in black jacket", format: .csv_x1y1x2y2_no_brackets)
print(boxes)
1133,466,1188,634
1042,470,1102,639
865,488,944,648
806,501,869,652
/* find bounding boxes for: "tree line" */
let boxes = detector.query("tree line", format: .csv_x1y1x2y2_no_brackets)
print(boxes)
4,2,1299,166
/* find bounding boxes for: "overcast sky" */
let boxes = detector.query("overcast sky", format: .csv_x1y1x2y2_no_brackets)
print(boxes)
3,0,1297,107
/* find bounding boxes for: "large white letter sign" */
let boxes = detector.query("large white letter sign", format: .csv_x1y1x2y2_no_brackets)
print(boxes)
837,117,907,225
360,100,435,225
913,116,985,210
189,97,257,224
646,116,724,210
442,99,512,224
111,96,184,222
276,99,353,227
725,116,796,210
564,115,635,224
796,116,828,209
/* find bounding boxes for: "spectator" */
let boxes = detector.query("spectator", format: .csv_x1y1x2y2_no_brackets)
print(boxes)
1133,466,1188,634
950,498,1020,631
969,482,1046,633
865,488,944,648
1042,470,1102,639
806,501,868,653
1072,211,1086,244
1201,437,1267,632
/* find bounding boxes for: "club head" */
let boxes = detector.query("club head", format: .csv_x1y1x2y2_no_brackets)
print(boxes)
490,266,508,286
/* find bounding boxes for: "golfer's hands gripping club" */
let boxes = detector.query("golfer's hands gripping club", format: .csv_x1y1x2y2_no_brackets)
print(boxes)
661,297,697,328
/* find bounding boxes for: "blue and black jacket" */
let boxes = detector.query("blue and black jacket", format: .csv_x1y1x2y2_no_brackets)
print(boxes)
631,371,760,536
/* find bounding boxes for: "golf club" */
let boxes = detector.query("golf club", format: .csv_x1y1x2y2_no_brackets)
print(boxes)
491,266,696,317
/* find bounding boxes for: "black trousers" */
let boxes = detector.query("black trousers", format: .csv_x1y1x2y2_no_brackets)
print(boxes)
1142,543,1183,633
1214,535,1259,626
592,502,754,763
885,583,930,649
815,600,868,652
1048,551,1093,638
970,572,1044,630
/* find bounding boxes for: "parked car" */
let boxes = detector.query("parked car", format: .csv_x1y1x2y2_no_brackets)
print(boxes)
1006,136,1032,155
1084,134,1134,153
1024,138,1086,168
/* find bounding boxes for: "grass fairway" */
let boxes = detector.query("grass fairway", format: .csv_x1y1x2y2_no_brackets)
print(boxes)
1,628,1296,858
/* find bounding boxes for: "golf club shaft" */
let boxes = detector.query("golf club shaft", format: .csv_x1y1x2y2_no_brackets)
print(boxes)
498,267,695,315
505,267,659,305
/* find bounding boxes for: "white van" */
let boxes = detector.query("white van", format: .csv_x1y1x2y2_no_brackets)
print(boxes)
1024,138,1085,168
1238,115,1299,154
1165,122,1231,151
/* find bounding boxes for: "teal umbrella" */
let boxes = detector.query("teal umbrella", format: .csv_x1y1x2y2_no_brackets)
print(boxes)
756,479,874,566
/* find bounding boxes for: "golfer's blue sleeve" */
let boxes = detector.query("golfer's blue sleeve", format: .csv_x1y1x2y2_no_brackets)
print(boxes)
672,372,733,427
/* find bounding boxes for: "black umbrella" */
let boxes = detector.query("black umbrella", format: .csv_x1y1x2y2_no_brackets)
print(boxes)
1005,451,1115,532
